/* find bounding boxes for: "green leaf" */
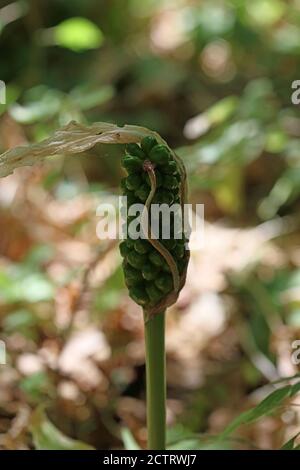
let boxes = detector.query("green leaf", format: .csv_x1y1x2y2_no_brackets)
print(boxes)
24,245,54,269
70,85,114,111
20,372,51,402
184,96,238,138
19,273,54,302
270,373,300,385
0,268,53,303
9,89,62,124
54,17,103,52
290,382,300,395
168,438,205,450
281,432,300,450
166,424,195,446
219,385,292,439
265,129,287,153
3,309,36,333
258,168,300,220
94,265,125,312
247,0,286,27
0,83,21,116
272,24,300,54
30,408,94,450
212,165,244,214
206,96,238,126
121,428,140,450
249,305,273,360
166,426,243,450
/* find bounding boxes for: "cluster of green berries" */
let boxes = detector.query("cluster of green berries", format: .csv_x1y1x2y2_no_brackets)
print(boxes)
119,136,188,309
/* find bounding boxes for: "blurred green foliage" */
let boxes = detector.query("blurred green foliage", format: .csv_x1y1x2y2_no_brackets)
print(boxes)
0,0,299,219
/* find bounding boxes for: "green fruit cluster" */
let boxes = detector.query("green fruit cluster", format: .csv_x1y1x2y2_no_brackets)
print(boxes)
120,136,189,310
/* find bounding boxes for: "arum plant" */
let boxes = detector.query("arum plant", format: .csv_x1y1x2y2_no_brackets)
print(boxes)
0,121,190,450
120,137,189,449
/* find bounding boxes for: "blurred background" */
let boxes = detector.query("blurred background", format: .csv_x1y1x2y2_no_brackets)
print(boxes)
0,0,300,450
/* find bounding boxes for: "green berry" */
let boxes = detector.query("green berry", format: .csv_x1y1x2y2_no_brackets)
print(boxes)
141,136,157,155
127,251,148,269
153,189,174,205
135,183,149,202
162,262,171,273
142,263,159,281
119,240,130,257
177,258,187,274
162,160,177,175
146,283,163,304
122,155,143,173
126,174,142,191
156,172,164,187
149,145,170,165
123,263,142,284
155,274,173,293
164,175,178,190
126,143,145,160
143,171,163,188
134,239,151,254
121,177,127,192
162,239,177,250
172,243,185,259
175,172,181,182
149,251,165,267
129,286,149,306
177,235,186,244
163,190,174,205
126,238,135,249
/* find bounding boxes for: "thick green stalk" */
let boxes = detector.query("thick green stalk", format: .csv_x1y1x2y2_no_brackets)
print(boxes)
144,311,166,450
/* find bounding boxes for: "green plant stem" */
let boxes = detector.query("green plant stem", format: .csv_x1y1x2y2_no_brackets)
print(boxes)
144,311,166,450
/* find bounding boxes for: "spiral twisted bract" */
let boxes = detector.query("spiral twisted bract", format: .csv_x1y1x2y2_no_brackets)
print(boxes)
120,136,189,310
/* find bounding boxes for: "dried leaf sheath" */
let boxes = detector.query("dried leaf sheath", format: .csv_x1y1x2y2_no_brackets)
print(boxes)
0,121,165,178
142,163,180,293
